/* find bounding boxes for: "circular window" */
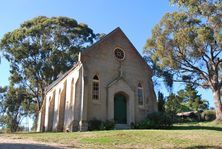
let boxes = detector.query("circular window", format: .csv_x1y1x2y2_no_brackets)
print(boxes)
114,48,125,60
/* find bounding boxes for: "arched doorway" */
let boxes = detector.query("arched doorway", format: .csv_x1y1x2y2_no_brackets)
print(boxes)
114,93,127,124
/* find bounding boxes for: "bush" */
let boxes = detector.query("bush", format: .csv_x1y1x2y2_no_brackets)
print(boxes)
201,110,216,121
134,112,173,129
88,119,102,131
103,120,115,130
88,119,115,131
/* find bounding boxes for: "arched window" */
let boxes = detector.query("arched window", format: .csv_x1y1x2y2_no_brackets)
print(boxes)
138,83,143,105
92,75,99,100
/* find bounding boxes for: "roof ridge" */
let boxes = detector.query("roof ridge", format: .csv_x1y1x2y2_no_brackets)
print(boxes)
82,27,122,54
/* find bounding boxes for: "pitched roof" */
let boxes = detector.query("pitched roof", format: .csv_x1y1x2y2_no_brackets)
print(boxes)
81,27,122,54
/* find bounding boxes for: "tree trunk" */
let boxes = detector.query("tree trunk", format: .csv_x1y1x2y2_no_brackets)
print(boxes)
213,89,222,121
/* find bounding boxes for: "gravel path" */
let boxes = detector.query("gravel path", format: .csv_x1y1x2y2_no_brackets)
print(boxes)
0,136,74,149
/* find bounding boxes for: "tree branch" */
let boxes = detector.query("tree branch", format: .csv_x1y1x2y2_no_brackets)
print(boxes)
173,79,203,87
219,80,222,89
214,50,222,58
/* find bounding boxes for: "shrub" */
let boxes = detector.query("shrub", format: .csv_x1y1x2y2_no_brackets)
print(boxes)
133,119,156,129
88,119,115,131
88,119,102,131
103,120,115,130
201,110,216,121
134,112,173,129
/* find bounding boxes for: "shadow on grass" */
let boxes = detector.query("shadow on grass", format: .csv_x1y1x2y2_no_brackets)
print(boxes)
171,125,222,131
0,143,60,149
12,131,65,135
184,145,222,149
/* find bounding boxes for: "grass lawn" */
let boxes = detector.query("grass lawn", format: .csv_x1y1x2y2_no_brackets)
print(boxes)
1,122,222,148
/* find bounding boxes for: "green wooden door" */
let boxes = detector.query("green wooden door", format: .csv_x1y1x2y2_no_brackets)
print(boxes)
114,93,127,124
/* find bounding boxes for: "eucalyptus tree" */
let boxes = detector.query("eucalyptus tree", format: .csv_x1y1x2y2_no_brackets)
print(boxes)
144,0,222,120
0,16,97,112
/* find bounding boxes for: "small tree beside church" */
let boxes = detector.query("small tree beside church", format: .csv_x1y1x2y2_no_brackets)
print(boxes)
177,84,209,111
0,85,33,132
165,84,209,114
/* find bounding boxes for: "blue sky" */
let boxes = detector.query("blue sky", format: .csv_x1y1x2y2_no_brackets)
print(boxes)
0,0,214,107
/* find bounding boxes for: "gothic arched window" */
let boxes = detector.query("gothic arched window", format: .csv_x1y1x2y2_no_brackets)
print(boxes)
138,83,143,105
92,75,99,100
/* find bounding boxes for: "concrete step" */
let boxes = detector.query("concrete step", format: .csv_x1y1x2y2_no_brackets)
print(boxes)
115,124,130,130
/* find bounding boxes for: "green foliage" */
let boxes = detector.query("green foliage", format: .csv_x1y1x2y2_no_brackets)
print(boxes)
157,91,165,112
165,93,184,113
134,112,173,129
177,84,209,111
88,119,115,131
0,16,98,120
144,0,222,119
201,110,216,121
102,120,115,130
0,115,7,128
0,85,33,132
88,119,102,131
165,84,208,114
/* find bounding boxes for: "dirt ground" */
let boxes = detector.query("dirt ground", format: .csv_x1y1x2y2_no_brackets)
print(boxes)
0,136,71,149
